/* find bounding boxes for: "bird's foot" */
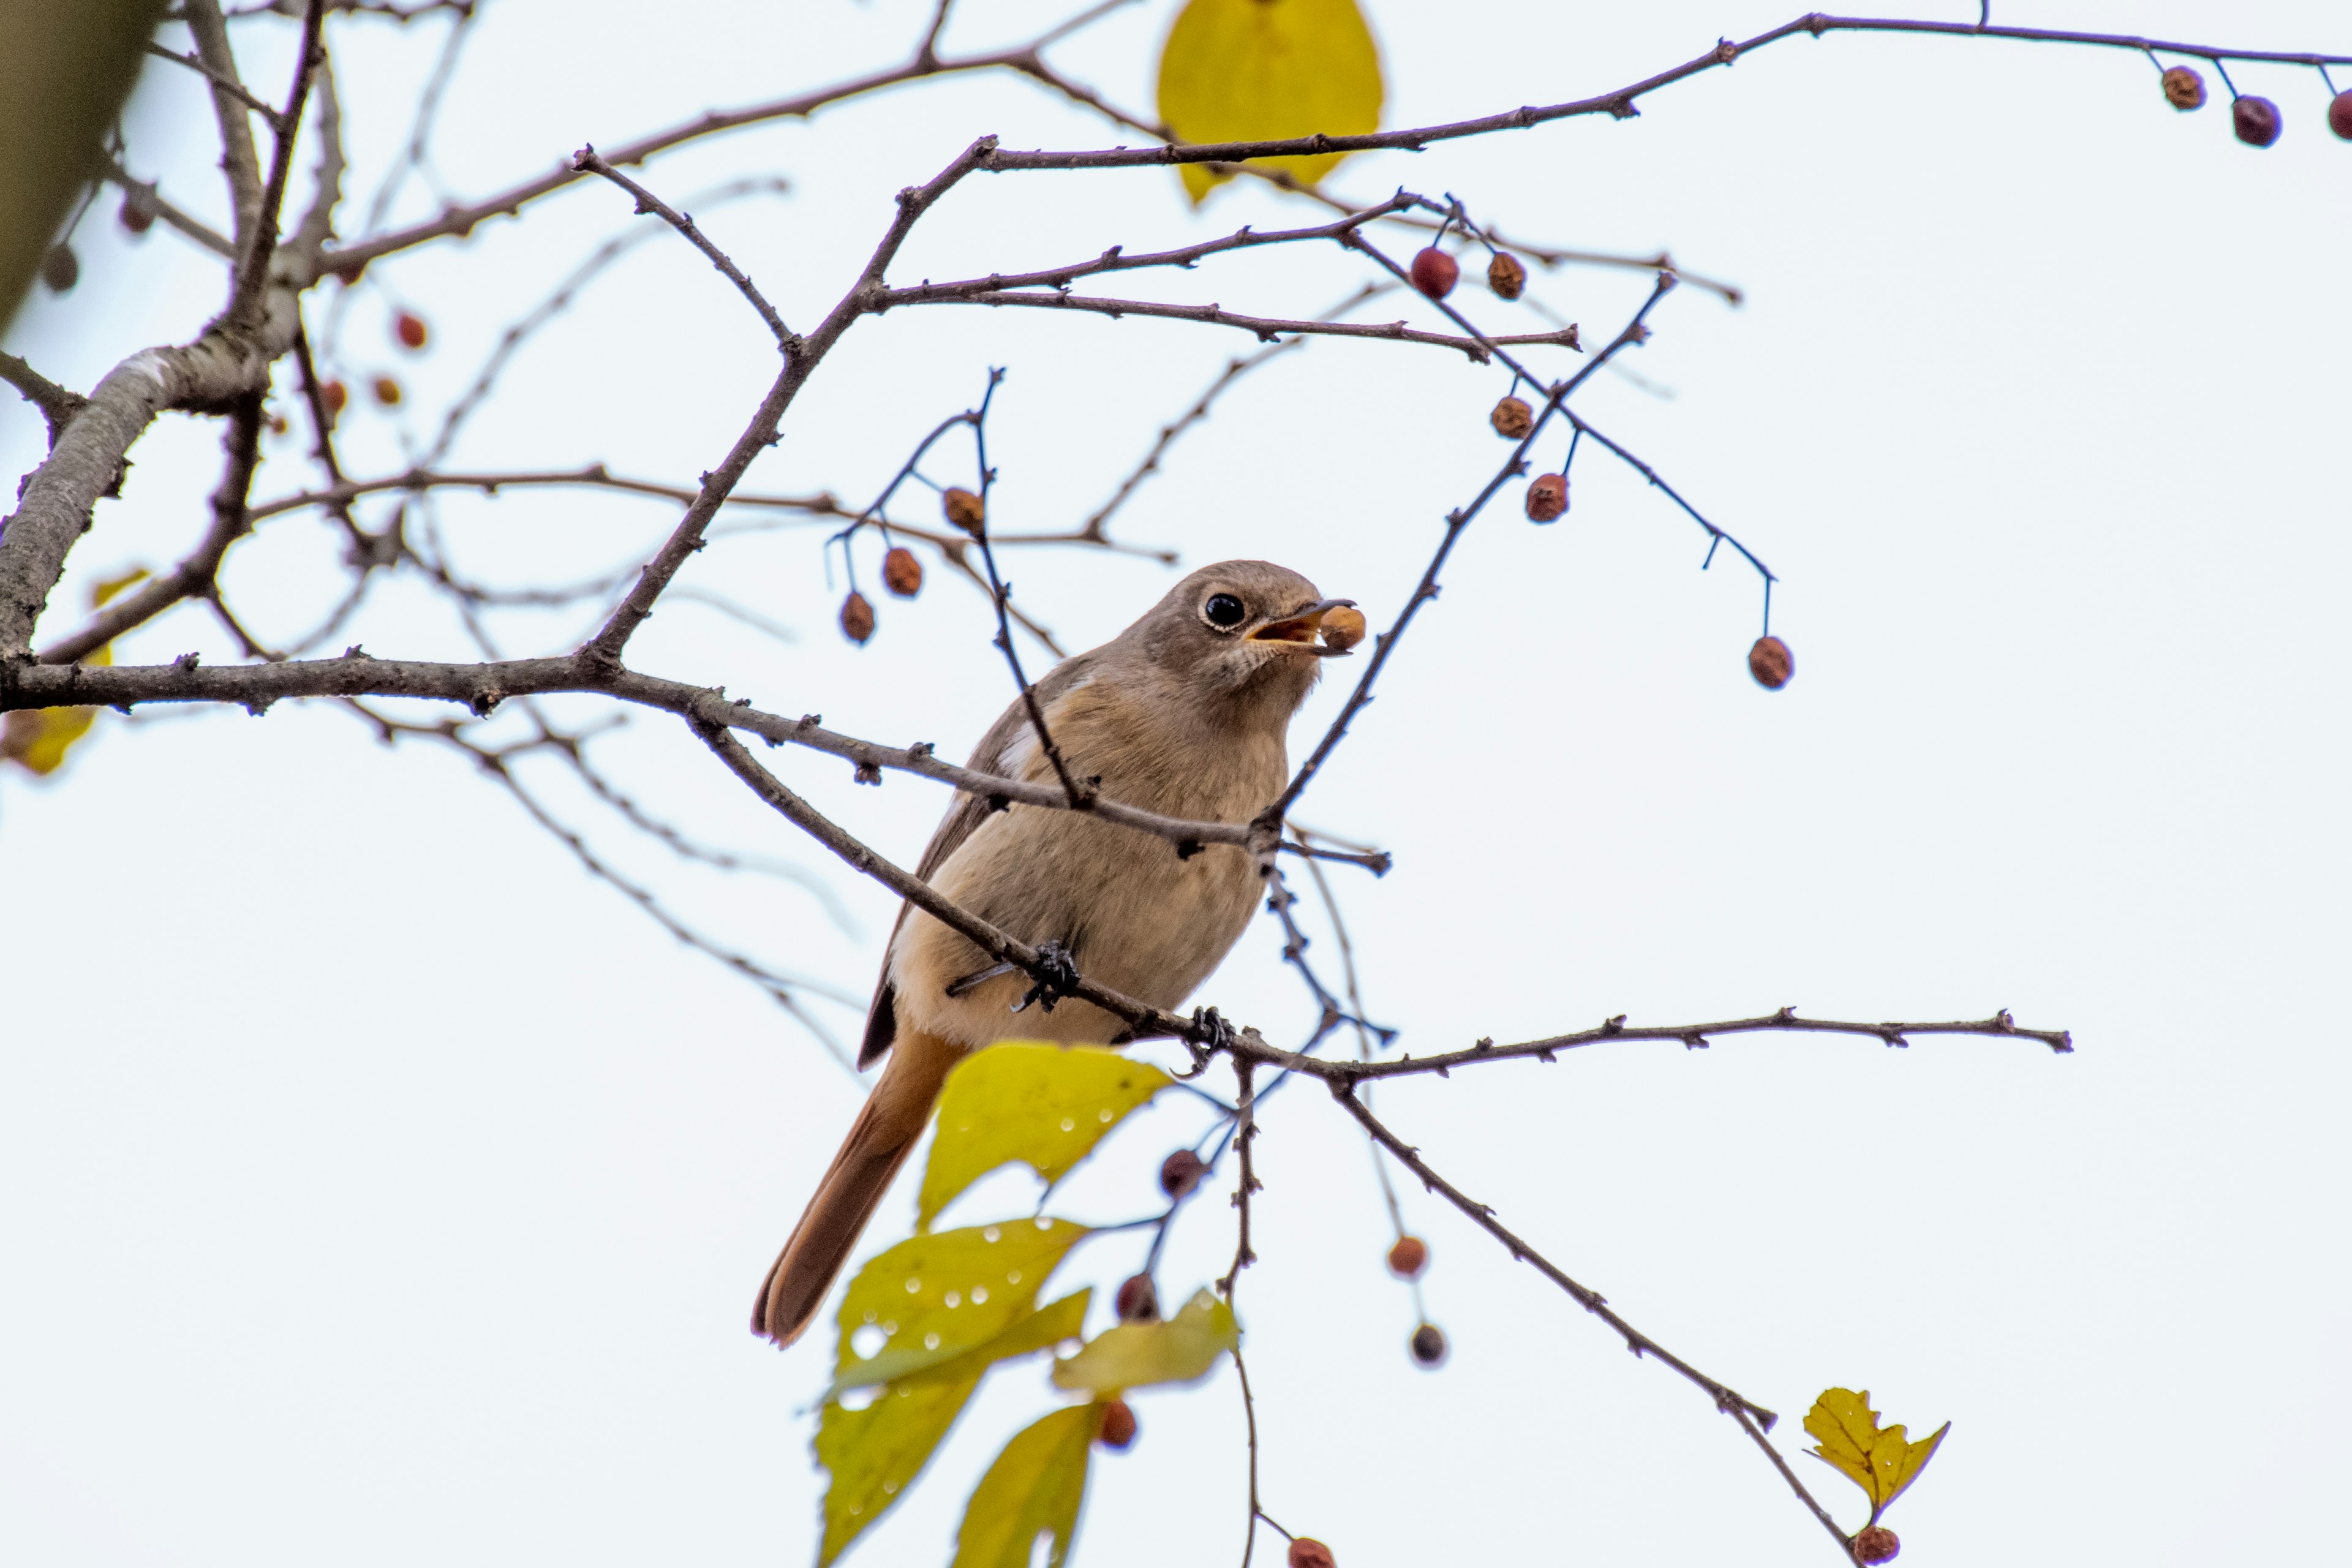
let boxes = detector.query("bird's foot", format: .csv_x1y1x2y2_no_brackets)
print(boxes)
1011,941,1082,1014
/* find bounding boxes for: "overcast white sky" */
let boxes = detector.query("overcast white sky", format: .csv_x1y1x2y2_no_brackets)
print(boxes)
4,2,2347,1566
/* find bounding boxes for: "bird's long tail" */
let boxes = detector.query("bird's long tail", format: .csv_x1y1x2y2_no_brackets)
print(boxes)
753,1030,958,1347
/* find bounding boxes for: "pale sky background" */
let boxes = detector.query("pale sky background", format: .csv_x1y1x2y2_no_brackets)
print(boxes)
3,2,2347,1566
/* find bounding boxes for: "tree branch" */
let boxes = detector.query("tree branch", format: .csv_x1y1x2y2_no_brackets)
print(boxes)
183,0,267,252
0,352,90,450
897,290,1580,363
570,146,796,348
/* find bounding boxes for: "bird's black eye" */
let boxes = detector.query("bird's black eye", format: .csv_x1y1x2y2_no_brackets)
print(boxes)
1202,592,1246,629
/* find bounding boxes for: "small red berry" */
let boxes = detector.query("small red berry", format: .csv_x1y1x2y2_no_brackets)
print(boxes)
1386,1236,1428,1279
1114,1273,1159,1322
1748,635,1794,690
320,379,349,417
1525,473,1567,523
1409,1322,1447,1367
393,311,429,350
1159,1148,1207,1199
371,376,402,407
2233,95,2282,148
1490,396,1533,440
40,244,78,293
1097,1398,1137,1450
2329,91,2352,141
118,195,155,235
1408,247,1458,301
1486,251,1526,300
1852,1525,1900,1564
2159,66,2205,111
840,590,875,644
942,487,985,537
881,546,923,597
1287,1539,1336,1568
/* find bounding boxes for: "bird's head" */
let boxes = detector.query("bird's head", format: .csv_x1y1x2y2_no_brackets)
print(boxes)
1126,559,1358,720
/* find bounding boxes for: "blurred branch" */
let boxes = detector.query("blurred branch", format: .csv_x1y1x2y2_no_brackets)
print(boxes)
97,155,236,257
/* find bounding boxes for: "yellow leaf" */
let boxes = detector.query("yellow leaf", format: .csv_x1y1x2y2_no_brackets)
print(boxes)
830,1218,1088,1393
950,1402,1099,1568
1050,1287,1238,1395
918,1043,1169,1231
1804,1387,1950,1521
1155,0,1384,204
1,641,110,777
816,1289,1090,1567
92,567,148,607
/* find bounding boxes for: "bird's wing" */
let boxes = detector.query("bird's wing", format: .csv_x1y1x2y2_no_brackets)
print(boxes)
855,654,1098,1068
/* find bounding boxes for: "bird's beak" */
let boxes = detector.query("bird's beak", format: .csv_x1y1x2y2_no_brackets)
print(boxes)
1248,598,1358,655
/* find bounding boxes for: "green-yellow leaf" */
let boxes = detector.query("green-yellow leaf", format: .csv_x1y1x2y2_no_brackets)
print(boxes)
831,1218,1088,1393
1050,1287,1238,1395
816,1289,1090,1567
950,1402,1100,1568
918,1043,1169,1231
1155,0,1384,204
1804,1387,1950,1521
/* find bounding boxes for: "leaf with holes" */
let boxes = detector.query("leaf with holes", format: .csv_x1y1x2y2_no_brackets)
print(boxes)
1050,1287,1238,1395
1155,0,1385,205
918,1043,1169,1230
816,1289,1090,1566
1804,1387,1950,1522
829,1218,1089,1395
950,1401,1101,1568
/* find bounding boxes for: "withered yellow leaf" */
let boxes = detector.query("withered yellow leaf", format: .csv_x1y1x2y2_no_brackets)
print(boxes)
1804,1387,1950,1521
815,1289,1090,1566
829,1218,1088,1395
1,640,111,777
1155,0,1384,204
1050,1287,1238,1395
950,1401,1100,1568
918,1043,1167,1231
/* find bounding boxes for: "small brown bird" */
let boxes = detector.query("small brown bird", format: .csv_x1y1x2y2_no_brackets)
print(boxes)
753,560,1351,1346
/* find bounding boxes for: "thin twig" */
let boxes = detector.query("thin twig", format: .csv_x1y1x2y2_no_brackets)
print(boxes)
899,290,1580,364
1332,1086,1777,1428
570,147,796,349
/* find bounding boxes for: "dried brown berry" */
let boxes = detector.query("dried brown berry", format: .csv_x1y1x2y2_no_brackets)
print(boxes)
1852,1525,1900,1564
1317,605,1366,653
942,486,985,537
2233,95,2282,148
882,546,923,598
393,311,429,350
839,590,875,644
2160,66,2206,111
1409,1322,1447,1367
371,376,402,407
1386,1236,1428,1279
1114,1273,1159,1322
1159,1148,1207,1199
1098,1398,1137,1450
40,243,78,293
1747,635,1794,690
118,195,154,235
1408,246,1458,301
266,413,289,437
1287,1539,1336,1568
2330,91,2352,141
1490,396,1534,440
1525,473,1567,523
320,380,349,417
1487,250,1526,300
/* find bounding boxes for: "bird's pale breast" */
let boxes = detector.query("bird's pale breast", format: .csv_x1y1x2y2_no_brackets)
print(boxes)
888,677,1283,1048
